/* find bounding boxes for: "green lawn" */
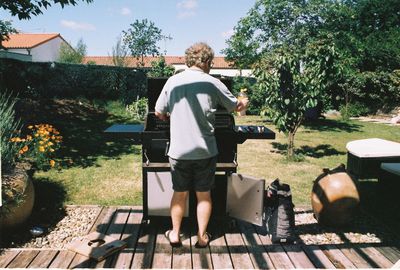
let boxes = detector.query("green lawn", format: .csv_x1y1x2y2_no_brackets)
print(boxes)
32,104,400,208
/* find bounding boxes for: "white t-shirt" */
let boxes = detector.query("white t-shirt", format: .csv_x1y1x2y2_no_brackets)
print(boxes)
155,67,237,160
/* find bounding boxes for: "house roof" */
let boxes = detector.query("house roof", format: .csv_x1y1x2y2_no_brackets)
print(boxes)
83,56,234,69
2,33,65,49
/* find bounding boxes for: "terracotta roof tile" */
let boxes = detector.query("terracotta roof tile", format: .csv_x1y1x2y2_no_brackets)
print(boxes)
83,56,234,69
2,33,62,49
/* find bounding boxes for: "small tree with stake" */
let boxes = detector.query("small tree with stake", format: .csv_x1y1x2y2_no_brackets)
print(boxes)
254,40,338,160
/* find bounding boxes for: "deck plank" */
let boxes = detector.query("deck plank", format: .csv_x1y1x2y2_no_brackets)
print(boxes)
48,250,76,268
113,207,143,268
282,244,315,268
68,253,92,269
209,224,233,269
301,244,336,269
358,246,394,268
7,250,39,268
255,226,294,269
322,244,356,269
0,250,20,268
1,206,399,269
375,246,400,264
131,222,157,269
339,245,373,268
152,222,172,269
225,223,254,269
27,250,58,268
237,221,274,269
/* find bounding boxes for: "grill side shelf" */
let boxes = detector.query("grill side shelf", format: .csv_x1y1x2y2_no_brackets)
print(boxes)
104,124,144,144
235,125,276,144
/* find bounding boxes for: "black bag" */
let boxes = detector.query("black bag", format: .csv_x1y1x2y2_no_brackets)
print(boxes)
264,179,296,244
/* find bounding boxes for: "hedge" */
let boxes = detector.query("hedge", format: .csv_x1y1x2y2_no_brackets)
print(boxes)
0,58,147,104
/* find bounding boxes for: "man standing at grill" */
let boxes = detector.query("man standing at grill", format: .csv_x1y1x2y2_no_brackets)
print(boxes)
155,42,248,248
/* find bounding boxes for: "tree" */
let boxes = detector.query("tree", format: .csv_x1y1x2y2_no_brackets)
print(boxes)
228,0,339,159
111,36,129,67
0,20,17,49
122,19,168,67
1,0,93,20
254,41,338,159
57,38,87,64
148,56,175,77
222,17,259,75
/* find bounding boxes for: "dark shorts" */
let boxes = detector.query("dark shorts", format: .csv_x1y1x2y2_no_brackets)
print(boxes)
169,156,217,192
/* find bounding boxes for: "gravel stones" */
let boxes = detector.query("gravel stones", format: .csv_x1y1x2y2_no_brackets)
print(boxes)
6,206,101,249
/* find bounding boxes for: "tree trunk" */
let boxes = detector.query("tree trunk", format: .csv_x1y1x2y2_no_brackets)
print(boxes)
287,131,295,159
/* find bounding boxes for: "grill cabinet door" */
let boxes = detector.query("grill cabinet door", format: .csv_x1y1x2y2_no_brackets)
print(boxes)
147,172,189,217
226,173,265,226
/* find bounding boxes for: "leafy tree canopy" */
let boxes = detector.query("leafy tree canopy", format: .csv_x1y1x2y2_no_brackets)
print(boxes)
148,56,175,78
0,0,93,20
0,20,17,49
57,38,87,64
122,19,169,67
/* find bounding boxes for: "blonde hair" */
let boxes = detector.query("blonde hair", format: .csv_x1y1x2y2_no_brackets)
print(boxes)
185,42,214,68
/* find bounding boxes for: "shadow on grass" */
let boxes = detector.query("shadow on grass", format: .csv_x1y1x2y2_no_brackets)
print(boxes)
0,177,67,248
15,98,142,169
271,142,346,158
302,118,363,133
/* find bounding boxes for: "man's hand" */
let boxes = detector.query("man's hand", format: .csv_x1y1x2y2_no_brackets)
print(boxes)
155,111,169,121
235,97,249,112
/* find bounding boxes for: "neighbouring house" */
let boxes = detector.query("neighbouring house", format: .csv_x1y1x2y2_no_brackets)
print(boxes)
83,56,253,77
0,33,72,62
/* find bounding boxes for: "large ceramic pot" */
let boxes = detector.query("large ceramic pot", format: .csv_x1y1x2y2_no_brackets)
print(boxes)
311,164,360,227
0,163,35,229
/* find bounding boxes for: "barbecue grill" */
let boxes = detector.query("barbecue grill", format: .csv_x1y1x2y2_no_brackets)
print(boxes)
105,77,275,224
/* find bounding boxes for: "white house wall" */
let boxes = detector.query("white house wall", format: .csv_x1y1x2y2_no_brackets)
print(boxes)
30,37,64,62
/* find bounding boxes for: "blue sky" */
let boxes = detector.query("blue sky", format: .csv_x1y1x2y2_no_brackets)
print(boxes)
0,0,255,56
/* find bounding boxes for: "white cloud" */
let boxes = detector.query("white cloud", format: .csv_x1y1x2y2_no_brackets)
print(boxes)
177,0,198,19
177,0,198,10
120,7,132,16
61,20,96,31
222,29,234,38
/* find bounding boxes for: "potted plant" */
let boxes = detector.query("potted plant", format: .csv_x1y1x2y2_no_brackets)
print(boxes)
0,91,62,229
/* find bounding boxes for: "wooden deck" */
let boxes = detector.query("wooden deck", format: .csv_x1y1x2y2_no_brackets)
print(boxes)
1,206,400,269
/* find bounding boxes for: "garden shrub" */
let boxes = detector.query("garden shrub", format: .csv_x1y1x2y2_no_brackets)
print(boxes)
339,101,370,120
0,90,22,170
126,97,148,121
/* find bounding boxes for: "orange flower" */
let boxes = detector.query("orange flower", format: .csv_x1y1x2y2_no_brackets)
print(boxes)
49,160,56,167
22,145,29,152
39,146,45,152
27,135,33,141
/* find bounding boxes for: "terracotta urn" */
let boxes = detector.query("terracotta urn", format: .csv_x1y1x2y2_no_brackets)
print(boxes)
311,164,360,227
0,163,35,229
